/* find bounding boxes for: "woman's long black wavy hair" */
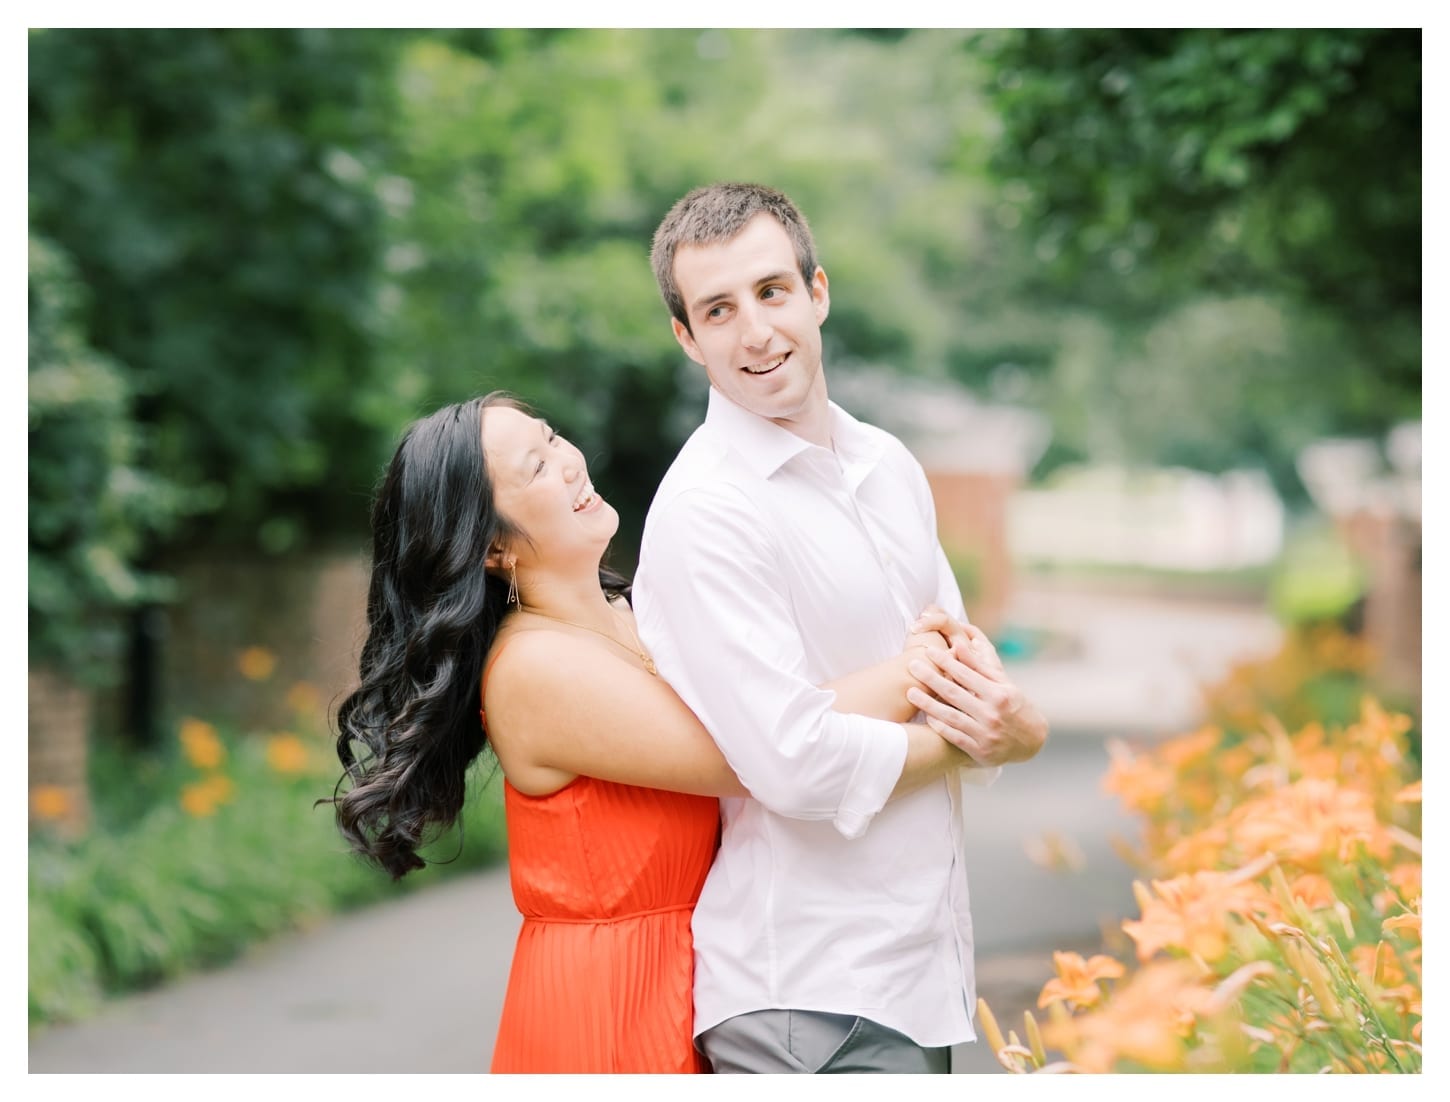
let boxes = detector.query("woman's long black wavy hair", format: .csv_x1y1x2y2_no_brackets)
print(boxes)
325,392,629,879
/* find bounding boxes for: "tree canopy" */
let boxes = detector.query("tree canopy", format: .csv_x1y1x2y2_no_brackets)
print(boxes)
970,28,1420,477
29,28,1421,682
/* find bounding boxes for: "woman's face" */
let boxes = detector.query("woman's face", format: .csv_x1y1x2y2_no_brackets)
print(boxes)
481,404,618,572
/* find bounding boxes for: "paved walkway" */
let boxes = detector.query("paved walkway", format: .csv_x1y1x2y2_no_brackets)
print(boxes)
29,586,1279,1074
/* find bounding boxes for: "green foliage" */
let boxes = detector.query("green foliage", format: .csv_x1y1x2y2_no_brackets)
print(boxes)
28,29,407,550
969,29,1420,489
28,727,507,1027
943,546,984,608
27,28,1422,693
28,233,189,682
979,30,1419,320
382,29,999,550
1269,520,1367,626
28,894,104,1026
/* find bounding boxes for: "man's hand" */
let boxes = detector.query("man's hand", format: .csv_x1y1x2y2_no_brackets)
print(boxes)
903,615,1048,767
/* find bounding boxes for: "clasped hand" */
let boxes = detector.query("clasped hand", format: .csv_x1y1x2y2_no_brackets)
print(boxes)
903,606,1048,767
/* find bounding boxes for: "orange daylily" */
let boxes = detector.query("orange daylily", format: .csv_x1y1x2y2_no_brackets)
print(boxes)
1122,870,1272,963
1393,780,1422,804
179,773,235,817
1156,727,1223,770
1037,951,1126,1010
1101,740,1176,815
1042,960,1211,1072
265,734,310,775
1228,778,1394,871
30,784,73,821
1285,872,1338,911
237,646,277,681
284,680,322,718
178,718,226,770
1382,911,1421,941
1161,824,1231,875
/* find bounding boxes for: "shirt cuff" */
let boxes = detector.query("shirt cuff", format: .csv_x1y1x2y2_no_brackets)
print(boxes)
832,715,909,839
961,763,1002,787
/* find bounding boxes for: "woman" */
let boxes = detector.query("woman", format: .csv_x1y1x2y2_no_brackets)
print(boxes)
329,393,957,1073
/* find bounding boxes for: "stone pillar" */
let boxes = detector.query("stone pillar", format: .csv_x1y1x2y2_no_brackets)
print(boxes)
1338,510,1422,704
28,665,93,838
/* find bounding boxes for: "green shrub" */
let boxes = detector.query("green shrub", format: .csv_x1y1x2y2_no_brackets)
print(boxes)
28,892,103,1025
944,546,984,609
1269,519,1366,627
29,724,507,1027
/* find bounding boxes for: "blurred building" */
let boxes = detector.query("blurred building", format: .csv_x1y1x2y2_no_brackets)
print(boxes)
830,368,1051,633
1008,465,1286,572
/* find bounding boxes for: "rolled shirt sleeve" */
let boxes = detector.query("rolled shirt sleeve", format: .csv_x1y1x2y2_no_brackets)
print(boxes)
635,484,907,838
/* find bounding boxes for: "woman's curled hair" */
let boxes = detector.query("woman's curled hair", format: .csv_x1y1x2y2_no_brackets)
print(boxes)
325,392,626,878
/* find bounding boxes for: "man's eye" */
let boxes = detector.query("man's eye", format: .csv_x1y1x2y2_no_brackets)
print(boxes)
762,286,784,300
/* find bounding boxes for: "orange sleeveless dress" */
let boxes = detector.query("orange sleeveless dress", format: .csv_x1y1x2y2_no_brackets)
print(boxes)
484,651,720,1073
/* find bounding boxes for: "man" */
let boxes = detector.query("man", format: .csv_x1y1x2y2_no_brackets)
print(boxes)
632,183,1048,1074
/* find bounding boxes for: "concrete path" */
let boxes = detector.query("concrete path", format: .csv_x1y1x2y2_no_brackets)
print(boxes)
29,735,1130,1074
29,586,1279,1074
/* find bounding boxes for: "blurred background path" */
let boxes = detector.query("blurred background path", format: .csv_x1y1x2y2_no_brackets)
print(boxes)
29,585,1279,1074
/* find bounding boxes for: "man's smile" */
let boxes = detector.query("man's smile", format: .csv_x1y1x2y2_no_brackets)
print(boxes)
743,352,788,376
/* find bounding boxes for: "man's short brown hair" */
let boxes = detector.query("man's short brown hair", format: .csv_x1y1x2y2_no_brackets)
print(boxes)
650,183,819,333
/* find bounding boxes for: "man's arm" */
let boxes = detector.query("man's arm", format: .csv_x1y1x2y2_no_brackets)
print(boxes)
635,484,916,840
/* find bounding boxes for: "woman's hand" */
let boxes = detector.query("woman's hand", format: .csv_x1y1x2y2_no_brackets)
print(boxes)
904,605,958,657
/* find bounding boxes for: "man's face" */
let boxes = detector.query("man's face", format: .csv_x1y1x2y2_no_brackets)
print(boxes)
669,213,832,440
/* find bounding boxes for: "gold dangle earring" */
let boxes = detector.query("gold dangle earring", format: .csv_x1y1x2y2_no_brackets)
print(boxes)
506,560,518,605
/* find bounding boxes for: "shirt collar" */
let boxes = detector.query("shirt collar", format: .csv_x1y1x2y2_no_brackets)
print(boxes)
703,386,885,482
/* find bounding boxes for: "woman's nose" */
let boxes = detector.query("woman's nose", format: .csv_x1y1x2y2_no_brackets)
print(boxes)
562,447,585,480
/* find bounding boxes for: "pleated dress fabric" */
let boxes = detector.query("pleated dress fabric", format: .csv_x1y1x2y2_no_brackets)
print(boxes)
489,771,720,1073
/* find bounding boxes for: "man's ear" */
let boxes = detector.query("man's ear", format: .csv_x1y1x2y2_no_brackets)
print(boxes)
811,266,830,325
671,317,707,367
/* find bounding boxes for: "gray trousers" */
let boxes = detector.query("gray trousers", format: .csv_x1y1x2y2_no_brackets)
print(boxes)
698,1009,951,1074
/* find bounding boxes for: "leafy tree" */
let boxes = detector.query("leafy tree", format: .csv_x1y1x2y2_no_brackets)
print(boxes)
28,233,189,683
381,28,1000,553
957,27,1421,493
971,28,1420,455
28,29,407,552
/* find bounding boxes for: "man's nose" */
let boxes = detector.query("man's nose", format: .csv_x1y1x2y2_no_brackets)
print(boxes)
738,300,773,349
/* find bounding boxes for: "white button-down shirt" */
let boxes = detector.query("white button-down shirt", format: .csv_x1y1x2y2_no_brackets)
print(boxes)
634,388,998,1048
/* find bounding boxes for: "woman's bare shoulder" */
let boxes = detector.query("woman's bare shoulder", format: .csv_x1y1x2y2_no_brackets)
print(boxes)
485,623,640,697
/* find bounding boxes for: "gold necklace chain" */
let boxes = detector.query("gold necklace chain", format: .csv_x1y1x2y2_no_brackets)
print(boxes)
516,603,657,676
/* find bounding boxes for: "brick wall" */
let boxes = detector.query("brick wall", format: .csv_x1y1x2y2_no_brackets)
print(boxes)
28,665,93,838
155,550,372,736
924,470,1017,635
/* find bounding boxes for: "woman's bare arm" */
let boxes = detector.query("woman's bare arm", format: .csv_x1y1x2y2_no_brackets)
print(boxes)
484,630,749,799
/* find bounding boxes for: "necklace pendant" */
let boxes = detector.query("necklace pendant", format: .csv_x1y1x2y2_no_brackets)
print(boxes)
644,656,657,675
